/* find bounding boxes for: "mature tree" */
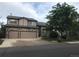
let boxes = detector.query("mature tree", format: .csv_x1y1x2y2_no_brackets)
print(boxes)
46,2,79,40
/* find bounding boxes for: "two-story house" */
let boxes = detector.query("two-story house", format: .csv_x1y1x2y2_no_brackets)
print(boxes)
4,16,46,39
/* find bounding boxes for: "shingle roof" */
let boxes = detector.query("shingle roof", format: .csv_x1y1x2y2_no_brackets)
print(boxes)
7,16,37,22
37,22,46,27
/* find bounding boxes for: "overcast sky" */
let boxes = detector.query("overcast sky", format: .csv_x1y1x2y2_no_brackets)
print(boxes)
0,2,79,24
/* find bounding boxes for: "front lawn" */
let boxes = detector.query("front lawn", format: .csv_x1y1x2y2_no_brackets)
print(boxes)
41,36,79,43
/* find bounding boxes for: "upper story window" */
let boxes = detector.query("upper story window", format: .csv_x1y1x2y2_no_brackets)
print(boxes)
31,22,36,26
28,21,31,25
28,21,36,26
8,19,17,25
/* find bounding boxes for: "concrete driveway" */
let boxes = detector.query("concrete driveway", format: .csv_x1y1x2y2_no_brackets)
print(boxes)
0,38,52,48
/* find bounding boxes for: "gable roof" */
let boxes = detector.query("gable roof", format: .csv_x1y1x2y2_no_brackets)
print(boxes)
7,16,37,22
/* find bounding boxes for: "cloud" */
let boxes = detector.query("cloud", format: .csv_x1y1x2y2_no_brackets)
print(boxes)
22,2,54,22
32,2,56,22
0,2,39,24
0,2,79,24
67,2,79,13
0,2,56,24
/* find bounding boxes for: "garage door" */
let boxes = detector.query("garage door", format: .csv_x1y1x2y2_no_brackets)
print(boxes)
9,31,18,39
21,32,36,38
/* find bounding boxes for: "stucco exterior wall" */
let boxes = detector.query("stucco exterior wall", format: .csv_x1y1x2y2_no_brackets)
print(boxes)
19,19,28,26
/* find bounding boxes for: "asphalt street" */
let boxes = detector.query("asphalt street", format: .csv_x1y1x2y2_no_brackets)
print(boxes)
0,43,79,57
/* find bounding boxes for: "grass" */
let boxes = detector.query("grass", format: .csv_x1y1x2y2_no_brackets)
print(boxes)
41,37,61,43
41,36,79,43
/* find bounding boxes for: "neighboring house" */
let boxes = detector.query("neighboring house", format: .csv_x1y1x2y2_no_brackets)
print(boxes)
4,16,46,39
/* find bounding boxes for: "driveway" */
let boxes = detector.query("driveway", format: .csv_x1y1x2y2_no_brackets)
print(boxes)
0,38,52,48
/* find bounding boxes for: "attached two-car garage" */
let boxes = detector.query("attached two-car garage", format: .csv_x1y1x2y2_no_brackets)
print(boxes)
8,31,37,39
6,28,38,39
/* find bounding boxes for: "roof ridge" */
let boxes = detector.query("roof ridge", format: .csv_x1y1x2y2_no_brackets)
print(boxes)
7,15,37,22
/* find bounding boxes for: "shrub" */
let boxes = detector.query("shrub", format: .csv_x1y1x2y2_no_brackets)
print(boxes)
49,31,58,38
0,40,4,45
57,40,62,42
41,31,59,41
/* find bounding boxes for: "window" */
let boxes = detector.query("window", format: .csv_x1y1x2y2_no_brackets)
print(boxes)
28,21,31,24
31,22,36,26
8,20,17,25
28,21,36,26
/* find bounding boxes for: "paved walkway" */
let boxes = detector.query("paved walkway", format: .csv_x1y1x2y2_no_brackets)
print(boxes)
0,38,52,48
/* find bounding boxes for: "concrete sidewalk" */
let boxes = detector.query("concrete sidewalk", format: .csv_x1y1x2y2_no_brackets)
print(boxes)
0,39,51,48
66,41,79,44
1,38,79,48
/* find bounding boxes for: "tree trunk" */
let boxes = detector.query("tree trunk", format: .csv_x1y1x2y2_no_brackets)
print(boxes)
60,31,63,40
66,31,69,40
57,31,62,41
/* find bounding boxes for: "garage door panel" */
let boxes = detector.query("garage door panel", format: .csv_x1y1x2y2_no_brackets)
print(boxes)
8,31,37,39
21,32,36,38
9,31,18,39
